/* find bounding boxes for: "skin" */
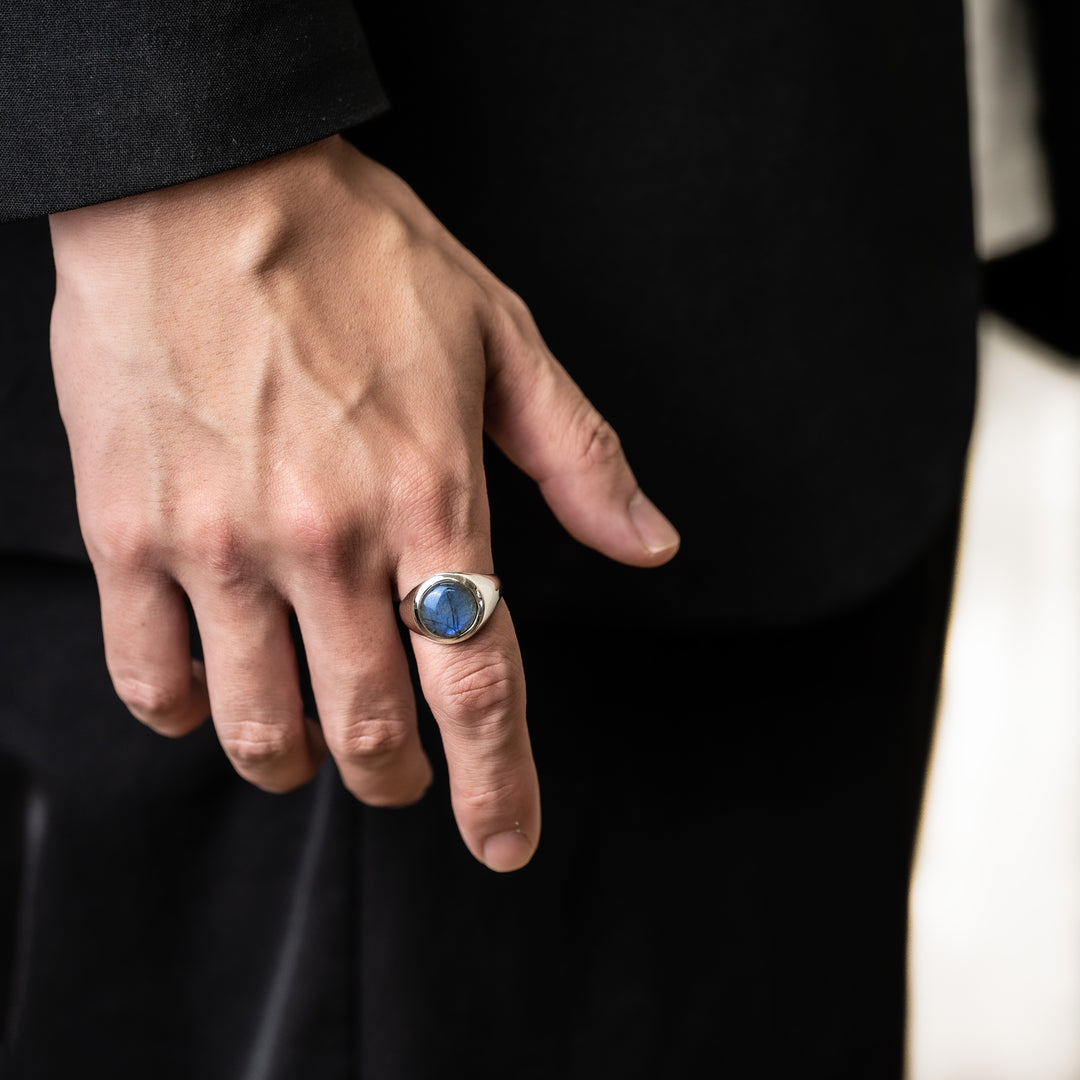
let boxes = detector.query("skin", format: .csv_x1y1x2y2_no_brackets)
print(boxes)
47,135,680,872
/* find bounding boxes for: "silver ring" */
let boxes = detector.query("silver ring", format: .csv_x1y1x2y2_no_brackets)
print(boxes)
398,572,501,644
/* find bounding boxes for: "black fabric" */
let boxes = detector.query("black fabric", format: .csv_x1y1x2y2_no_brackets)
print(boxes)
354,0,976,625
0,0,388,220
0,511,957,1077
0,0,976,627
0,559,358,1077
0,218,83,559
0,4,979,1077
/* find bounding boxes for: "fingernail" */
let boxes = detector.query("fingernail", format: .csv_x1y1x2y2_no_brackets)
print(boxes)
482,829,535,872
629,490,681,555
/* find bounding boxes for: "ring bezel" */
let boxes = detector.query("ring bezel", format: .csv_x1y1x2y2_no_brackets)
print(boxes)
400,572,501,644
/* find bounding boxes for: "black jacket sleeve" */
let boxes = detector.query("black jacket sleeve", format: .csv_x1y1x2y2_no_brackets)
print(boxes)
0,1,388,221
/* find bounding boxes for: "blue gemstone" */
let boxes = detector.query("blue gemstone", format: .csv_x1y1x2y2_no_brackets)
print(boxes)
416,581,479,639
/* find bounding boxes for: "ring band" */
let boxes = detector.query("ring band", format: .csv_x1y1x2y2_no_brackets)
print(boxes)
398,572,501,644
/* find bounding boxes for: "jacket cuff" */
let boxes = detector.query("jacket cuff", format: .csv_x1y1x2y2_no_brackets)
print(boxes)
0,1,389,221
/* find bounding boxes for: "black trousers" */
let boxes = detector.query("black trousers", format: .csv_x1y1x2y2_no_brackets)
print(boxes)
0,512,957,1079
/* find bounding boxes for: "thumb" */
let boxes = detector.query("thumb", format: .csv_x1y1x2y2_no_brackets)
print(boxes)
483,297,680,567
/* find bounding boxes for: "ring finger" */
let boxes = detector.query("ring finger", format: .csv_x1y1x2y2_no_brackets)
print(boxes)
188,583,323,793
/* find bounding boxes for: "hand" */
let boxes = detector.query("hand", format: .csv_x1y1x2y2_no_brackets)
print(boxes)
48,136,680,871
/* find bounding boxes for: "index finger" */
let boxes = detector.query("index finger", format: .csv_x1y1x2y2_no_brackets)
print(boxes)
408,601,540,872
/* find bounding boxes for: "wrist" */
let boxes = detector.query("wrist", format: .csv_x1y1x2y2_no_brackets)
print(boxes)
48,136,349,289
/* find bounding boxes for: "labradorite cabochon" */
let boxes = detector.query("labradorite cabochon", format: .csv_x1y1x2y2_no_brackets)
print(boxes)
416,581,480,639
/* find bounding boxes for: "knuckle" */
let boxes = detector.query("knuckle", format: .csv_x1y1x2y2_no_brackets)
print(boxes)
275,494,356,575
438,654,518,722
493,285,539,339
220,722,299,771
187,517,251,585
114,674,188,723
87,513,157,572
457,777,519,816
394,454,483,546
578,410,624,470
332,714,413,765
